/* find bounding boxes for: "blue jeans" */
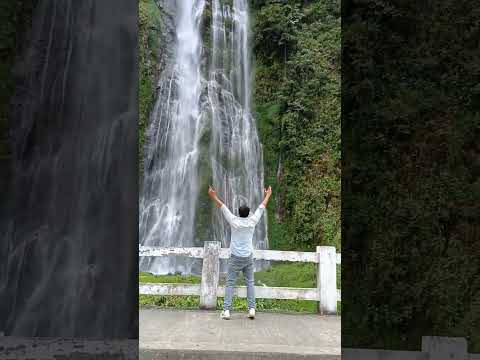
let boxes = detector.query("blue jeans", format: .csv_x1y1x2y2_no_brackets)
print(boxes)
223,254,255,310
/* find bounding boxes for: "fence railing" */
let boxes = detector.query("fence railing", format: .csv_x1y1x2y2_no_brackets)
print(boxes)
139,241,341,314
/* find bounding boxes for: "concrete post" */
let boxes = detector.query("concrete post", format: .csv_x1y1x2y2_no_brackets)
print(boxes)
421,336,468,360
199,241,221,310
317,246,337,315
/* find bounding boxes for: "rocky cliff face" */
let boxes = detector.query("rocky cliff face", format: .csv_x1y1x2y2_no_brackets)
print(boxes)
0,0,138,338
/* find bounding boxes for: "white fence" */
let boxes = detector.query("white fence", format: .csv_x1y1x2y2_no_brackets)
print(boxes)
139,241,341,314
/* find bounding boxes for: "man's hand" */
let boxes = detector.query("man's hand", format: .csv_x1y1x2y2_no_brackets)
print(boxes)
262,185,272,207
208,185,217,199
264,186,272,198
208,185,223,208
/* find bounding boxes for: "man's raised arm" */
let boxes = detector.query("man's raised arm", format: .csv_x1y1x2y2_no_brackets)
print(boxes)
251,186,272,224
208,185,236,225
208,185,224,208
262,186,272,207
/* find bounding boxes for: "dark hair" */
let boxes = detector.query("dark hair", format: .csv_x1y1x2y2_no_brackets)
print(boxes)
238,205,250,218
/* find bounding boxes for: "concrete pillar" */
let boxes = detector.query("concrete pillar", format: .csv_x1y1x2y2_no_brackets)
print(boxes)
317,246,337,315
199,241,221,310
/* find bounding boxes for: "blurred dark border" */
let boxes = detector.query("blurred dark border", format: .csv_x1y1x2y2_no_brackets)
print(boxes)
342,0,480,352
0,0,138,349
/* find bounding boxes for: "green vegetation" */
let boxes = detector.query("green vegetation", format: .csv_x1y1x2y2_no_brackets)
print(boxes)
138,0,163,174
140,272,201,284
342,0,480,353
139,263,341,314
252,0,341,252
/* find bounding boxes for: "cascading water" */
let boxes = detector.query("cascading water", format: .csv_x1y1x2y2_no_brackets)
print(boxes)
140,0,268,275
139,0,206,274
208,0,267,252
1,0,138,337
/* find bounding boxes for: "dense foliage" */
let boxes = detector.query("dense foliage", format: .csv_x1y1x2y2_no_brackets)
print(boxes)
251,0,341,252
342,0,480,351
139,0,163,175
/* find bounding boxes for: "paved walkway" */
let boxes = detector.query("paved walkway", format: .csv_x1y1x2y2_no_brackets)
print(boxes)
140,308,340,359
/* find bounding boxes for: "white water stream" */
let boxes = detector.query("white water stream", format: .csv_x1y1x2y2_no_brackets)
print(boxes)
140,0,267,274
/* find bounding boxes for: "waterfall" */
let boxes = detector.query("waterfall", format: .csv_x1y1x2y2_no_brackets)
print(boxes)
208,0,267,251
1,0,138,337
140,0,268,275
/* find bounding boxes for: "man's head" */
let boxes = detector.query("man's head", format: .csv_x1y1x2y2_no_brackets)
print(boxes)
238,205,250,218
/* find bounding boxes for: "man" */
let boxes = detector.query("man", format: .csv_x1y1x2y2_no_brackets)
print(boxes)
207,185,272,320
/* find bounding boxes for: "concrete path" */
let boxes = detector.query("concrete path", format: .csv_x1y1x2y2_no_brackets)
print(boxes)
140,308,340,359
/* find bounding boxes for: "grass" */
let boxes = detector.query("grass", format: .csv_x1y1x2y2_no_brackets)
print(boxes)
140,262,341,314
139,272,200,284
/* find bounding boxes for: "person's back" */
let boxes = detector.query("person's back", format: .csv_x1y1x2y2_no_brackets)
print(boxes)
220,203,265,258
208,185,272,320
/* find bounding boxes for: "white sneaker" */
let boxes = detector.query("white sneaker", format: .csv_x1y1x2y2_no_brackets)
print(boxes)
221,310,230,320
248,308,255,319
